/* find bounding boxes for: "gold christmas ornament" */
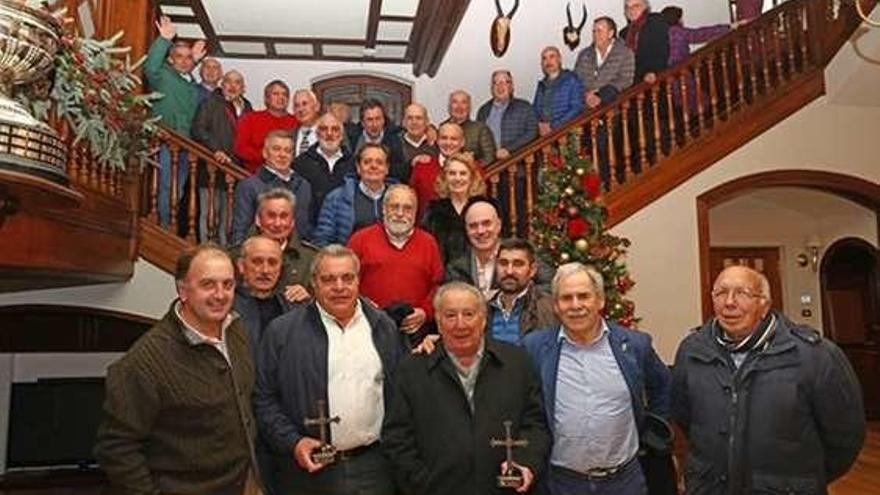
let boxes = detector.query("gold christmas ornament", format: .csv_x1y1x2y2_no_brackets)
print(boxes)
575,167,585,176
564,186,575,196
560,252,571,262
575,239,588,251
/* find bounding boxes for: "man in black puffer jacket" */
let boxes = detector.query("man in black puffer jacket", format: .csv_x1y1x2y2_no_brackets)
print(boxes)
673,265,865,495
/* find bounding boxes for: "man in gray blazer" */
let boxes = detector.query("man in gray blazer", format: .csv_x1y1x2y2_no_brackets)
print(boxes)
574,17,635,109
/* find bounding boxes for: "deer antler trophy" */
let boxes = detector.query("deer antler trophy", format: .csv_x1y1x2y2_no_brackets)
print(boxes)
490,0,520,57
563,2,589,51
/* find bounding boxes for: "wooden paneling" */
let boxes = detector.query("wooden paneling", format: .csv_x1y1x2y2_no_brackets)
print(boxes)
0,305,152,353
0,188,136,292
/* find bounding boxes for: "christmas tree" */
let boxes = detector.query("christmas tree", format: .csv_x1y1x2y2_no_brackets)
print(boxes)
531,134,638,327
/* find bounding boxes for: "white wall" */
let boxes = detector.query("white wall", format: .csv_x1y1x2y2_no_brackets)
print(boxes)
217,0,730,121
0,259,176,320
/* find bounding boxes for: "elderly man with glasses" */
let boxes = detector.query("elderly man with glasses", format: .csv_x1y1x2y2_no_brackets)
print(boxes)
672,265,866,495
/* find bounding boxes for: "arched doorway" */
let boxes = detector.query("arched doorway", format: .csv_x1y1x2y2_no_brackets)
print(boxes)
313,74,412,125
821,238,880,418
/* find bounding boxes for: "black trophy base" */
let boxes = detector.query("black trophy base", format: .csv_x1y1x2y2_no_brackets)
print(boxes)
497,474,524,488
310,446,337,465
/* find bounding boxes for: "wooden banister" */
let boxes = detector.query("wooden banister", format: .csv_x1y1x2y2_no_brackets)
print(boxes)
139,125,249,259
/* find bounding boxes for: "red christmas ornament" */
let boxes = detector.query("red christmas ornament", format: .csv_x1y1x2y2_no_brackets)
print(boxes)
549,153,563,170
566,217,590,239
581,172,602,200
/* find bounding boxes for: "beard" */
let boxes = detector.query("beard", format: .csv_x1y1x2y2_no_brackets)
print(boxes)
386,219,414,238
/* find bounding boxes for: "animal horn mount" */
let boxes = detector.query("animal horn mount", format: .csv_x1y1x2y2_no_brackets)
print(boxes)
563,3,589,51
490,0,520,57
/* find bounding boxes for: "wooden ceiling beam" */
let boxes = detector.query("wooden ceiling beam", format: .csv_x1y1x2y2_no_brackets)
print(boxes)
365,0,382,49
410,0,471,77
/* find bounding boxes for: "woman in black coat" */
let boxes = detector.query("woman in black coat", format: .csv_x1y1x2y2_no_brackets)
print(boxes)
421,152,486,263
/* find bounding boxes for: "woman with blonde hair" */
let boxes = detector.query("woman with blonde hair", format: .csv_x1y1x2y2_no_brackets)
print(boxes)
422,152,486,263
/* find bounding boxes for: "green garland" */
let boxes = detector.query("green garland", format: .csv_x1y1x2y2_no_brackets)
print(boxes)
18,29,160,170
531,134,638,327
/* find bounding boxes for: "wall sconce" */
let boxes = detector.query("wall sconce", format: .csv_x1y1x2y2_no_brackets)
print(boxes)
802,236,821,272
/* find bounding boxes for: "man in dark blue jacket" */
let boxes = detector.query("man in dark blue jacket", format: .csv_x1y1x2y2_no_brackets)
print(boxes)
522,262,671,495
232,130,313,243
254,245,409,495
533,46,586,136
233,235,293,495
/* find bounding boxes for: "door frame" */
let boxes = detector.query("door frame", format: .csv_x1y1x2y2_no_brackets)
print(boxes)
696,170,880,320
820,236,880,342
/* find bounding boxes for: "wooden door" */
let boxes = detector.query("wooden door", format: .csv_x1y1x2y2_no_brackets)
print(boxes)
821,238,880,419
709,246,784,311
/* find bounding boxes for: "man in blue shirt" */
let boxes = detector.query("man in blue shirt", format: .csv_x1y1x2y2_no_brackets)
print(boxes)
487,238,557,344
522,262,671,495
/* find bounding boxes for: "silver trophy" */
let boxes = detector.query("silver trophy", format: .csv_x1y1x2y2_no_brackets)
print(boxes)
0,1,68,184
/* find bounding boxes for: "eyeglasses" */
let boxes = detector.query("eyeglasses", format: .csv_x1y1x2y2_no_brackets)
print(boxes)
711,286,766,304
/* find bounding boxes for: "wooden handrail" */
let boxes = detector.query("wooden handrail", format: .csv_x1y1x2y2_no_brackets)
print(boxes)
139,125,251,244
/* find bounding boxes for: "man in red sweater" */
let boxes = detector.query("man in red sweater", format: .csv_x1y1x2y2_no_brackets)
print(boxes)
409,122,472,221
348,184,444,337
234,80,298,173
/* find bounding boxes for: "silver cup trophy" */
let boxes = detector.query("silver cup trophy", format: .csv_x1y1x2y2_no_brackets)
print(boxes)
0,1,68,184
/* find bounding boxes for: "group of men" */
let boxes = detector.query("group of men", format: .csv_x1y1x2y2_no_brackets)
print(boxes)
95,230,866,495
99,1,865,494
145,0,685,245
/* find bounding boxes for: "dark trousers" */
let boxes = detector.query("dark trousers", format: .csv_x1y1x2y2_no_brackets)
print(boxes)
276,445,394,495
548,458,647,495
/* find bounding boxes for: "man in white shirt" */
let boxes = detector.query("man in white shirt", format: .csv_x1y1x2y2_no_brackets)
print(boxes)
292,89,321,156
254,245,409,495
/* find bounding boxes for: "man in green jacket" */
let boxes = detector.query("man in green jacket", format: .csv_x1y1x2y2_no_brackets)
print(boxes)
95,244,261,495
145,15,205,227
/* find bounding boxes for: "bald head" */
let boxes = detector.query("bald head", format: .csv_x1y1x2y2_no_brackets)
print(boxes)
712,265,772,339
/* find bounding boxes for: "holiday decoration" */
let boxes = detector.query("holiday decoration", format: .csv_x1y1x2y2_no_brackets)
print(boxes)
532,134,638,326
16,16,160,170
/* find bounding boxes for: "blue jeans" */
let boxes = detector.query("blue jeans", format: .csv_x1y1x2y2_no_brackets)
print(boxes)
157,145,190,227
548,458,647,495
198,186,228,244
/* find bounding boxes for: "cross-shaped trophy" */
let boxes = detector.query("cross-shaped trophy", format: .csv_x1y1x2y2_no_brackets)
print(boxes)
303,399,340,465
489,420,529,488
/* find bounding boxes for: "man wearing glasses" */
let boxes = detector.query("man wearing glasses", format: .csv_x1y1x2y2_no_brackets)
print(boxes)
348,184,445,340
672,265,866,494
254,245,408,495
294,113,356,227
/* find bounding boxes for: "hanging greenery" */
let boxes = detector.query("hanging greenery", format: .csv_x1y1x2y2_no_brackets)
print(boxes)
17,26,161,170
531,134,638,327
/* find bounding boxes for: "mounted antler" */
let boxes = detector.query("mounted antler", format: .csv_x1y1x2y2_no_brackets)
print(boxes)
563,2,589,51
490,0,520,58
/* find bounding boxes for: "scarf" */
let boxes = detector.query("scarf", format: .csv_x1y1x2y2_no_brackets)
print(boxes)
625,12,649,52
714,312,777,355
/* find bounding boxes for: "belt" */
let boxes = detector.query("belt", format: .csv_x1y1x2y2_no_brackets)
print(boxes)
336,441,378,461
551,456,637,481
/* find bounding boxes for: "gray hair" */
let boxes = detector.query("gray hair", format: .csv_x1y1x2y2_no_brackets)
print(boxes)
432,281,488,317
238,235,281,260
256,188,296,214
310,244,361,280
382,184,417,208
551,262,605,298
293,88,318,103
491,69,513,85
757,271,771,300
